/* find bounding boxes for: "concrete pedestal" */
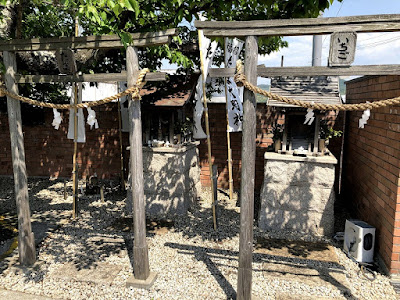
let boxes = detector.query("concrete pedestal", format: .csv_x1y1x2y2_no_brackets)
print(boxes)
259,152,337,236
127,142,201,217
126,272,158,289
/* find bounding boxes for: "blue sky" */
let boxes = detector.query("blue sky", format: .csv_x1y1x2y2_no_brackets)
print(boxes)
259,0,400,77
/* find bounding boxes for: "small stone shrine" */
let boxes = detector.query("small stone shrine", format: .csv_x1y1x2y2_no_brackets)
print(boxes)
126,75,201,217
259,76,341,236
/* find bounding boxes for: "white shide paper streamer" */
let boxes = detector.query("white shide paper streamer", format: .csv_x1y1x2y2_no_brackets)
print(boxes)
86,107,99,129
52,108,62,130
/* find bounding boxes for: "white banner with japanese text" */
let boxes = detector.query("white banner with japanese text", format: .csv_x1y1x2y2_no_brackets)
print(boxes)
225,38,244,132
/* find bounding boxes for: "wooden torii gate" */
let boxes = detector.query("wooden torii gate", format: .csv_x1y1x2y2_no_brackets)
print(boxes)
0,29,176,287
195,14,400,300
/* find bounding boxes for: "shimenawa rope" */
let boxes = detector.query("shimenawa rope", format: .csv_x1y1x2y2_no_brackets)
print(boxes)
1,63,400,111
234,60,400,111
0,68,149,110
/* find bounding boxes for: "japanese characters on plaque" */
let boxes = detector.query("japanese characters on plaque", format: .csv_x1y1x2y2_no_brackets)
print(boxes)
328,32,357,67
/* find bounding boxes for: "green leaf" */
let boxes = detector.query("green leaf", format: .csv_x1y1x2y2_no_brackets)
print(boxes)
120,31,133,47
107,0,116,9
112,3,123,17
129,0,140,18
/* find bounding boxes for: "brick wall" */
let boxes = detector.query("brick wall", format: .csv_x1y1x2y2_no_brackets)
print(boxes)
344,75,400,274
0,103,129,180
1,99,340,197
198,103,282,191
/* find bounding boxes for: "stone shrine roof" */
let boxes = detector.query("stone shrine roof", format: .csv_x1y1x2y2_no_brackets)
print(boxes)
269,76,342,108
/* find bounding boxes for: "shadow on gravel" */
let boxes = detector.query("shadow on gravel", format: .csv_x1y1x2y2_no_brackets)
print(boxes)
174,206,241,241
0,177,129,276
165,242,354,300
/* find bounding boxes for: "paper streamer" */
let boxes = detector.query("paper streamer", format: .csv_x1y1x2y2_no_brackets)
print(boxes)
86,107,99,129
304,108,315,125
359,108,371,128
52,108,62,130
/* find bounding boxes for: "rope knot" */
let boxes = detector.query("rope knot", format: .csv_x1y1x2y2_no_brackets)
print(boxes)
130,68,149,101
131,86,141,100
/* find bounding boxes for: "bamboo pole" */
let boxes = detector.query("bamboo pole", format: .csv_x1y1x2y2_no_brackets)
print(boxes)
224,79,234,201
72,16,79,219
117,97,125,190
198,30,217,231
64,181,67,200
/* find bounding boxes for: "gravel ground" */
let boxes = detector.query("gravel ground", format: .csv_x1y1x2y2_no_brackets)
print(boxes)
0,177,398,300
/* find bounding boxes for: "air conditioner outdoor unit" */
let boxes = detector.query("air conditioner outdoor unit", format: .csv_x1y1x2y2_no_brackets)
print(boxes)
344,219,376,263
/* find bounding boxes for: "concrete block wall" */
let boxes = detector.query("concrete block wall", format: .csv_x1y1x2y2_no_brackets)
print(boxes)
0,102,128,180
344,75,400,275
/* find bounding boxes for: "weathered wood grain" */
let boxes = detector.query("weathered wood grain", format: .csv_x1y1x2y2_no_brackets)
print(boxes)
258,65,400,76
3,51,36,266
15,72,166,83
0,29,177,51
127,46,150,281
195,14,400,37
237,36,258,300
208,65,400,78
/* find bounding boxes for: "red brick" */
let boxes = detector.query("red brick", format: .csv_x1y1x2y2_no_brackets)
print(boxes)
392,252,400,261
391,261,400,270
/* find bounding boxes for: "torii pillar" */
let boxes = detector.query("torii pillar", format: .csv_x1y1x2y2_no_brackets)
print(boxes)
3,51,36,266
125,46,157,288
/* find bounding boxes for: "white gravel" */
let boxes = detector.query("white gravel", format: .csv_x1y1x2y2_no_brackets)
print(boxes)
0,177,398,300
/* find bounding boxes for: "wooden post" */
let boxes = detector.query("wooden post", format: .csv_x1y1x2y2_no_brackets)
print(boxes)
72,17,80,219
3,51,36,265
145,115,151,143
212,164,218,228
100,186,104,202
169,112,174,144
126,46,155,286
64,181,67,200
198,29,217,231
237,35,258,300
282,120,287,152
72,83,79,218
314,116,320,153
117,97,125,189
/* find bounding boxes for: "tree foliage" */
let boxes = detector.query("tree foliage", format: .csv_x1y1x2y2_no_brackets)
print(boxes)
0,0,340,70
